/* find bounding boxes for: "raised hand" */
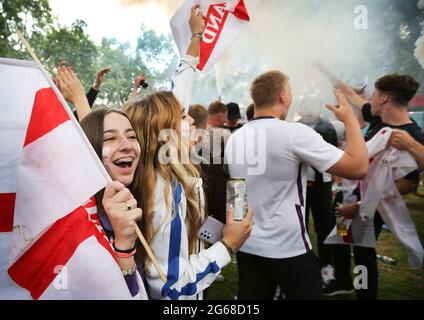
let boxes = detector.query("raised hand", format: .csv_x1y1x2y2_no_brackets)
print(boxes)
190,4,206,35
55,64,86,105
133,75,146,89
93,67,112,91
326,89,356,123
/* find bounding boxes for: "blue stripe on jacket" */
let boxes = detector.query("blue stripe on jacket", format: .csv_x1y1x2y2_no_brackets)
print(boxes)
161,182,220,300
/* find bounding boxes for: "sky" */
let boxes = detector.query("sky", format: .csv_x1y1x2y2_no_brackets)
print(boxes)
49,0,176,48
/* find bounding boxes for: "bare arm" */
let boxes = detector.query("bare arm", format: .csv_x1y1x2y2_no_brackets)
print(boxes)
56,65,91,122
354,109,368,129
186,4,205,58
92,67,111,91
171,4,206,111
129,75,146,99
335,81,368,111
326,90,369,179
315,61,368,112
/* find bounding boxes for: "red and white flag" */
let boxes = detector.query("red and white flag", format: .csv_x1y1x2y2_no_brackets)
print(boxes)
0,58,139,299
170,0,250,72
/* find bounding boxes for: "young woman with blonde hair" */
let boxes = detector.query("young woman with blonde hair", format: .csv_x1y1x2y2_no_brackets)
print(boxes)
124,6,253,300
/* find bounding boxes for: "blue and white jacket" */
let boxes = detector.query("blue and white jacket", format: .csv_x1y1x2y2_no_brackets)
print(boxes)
145,174,231,300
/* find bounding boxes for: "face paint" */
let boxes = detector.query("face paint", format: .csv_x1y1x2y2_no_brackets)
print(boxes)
102,146,111,165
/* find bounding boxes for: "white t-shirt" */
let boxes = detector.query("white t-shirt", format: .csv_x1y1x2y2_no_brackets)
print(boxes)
225,118,344,259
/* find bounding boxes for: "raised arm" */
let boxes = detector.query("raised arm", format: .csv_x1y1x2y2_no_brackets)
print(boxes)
315,61,368,112
172,4,206,111
326,90,369,179
56,65,91,122
129,75,147,99
86,67,111,107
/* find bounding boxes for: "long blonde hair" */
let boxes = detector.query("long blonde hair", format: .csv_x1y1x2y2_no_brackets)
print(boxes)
124,92,203,266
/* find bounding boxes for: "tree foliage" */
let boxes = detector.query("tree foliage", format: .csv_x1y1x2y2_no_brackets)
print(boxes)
0,0,53,58
1,0,423,107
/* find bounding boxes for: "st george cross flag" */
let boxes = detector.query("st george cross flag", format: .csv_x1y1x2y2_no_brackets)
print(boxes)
171,0,250,72
325,128,423,269
0,58,138,299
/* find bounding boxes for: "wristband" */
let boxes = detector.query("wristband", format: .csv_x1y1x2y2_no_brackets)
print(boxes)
192,32,203,40
111,239,137,257
219,239,234,256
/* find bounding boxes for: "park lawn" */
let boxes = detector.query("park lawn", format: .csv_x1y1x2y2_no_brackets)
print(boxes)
207,189,424,300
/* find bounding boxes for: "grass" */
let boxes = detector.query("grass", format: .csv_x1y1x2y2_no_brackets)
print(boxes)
206,187,424,300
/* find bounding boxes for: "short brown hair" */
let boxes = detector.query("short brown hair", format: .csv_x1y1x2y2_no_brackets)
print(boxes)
188,104,208,128
250,70,289,109
208,101,227,115
246,103,255,121
375,74,420,106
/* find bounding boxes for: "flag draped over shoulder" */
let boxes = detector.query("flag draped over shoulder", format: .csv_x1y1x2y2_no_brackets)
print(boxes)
171,0,250,72
0,58,136,299
325,128,423,269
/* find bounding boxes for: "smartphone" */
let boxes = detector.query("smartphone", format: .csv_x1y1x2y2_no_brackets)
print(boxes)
197,216,224,245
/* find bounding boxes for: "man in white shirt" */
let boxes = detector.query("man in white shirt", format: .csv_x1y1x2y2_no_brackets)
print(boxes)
225,70,368,299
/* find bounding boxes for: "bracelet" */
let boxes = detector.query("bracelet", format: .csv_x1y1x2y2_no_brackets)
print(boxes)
121,263,137,276
113,249,136,259
111,239,137,258
111,238,136,253
219,239,234,256
192,32,203,40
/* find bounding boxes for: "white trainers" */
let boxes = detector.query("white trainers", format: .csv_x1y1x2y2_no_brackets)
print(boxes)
321,265,335,285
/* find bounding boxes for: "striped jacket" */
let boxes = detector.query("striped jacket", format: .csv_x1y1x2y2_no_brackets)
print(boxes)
145,173,231,300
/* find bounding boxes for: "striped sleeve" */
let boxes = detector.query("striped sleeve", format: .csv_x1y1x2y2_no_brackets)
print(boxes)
145,179,231,300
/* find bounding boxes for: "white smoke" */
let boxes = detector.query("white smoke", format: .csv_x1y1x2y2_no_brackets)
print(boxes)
123,1,419,115
210,0,372,118
415,0,424,69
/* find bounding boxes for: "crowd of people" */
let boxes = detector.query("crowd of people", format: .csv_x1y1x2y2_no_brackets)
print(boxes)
47,4,424,300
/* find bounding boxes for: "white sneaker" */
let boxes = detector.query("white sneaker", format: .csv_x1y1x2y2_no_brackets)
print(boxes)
321,265,335,285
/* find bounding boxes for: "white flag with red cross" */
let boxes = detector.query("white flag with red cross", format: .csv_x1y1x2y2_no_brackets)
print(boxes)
170,0,250,72
0,58,141,299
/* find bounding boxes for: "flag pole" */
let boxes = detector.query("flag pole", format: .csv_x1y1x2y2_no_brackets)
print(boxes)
16,30,167,283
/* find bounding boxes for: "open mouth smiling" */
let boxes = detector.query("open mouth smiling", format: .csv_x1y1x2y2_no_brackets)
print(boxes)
112,157,134,169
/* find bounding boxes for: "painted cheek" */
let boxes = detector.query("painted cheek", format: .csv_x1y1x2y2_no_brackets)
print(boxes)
102,146,111,165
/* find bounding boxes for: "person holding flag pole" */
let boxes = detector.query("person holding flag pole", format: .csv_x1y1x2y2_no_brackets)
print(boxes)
0,30,165,299
121,4,253,300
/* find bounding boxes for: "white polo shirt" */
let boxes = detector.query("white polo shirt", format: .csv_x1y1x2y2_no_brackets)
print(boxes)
225,118,344,259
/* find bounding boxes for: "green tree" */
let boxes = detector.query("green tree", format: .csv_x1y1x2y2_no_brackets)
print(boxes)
94,37,145,106
135,25,178,89
31,20,98,87
366,0,424,90
0,0,52,58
